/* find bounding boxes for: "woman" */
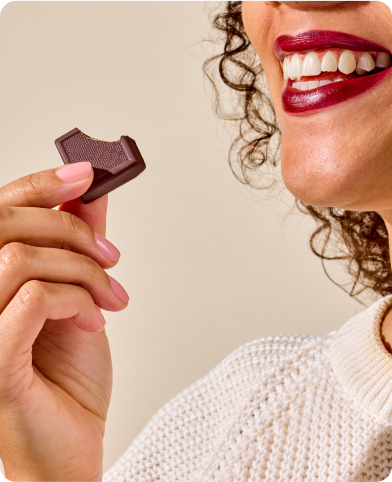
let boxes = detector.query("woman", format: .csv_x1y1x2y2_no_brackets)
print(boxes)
0,1,391,480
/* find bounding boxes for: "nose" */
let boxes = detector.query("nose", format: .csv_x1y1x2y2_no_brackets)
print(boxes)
267,1,346,10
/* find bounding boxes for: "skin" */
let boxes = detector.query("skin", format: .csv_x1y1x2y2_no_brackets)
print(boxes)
0,167,124,481
2,3,392,480
241,2,392,350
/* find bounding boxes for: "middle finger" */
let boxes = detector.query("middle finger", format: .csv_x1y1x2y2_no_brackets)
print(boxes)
0,242,128,315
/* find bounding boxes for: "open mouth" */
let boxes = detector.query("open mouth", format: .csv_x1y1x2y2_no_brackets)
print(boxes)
274,31,392,114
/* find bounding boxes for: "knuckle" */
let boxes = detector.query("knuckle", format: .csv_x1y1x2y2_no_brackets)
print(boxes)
0,242,28,272
0,206,14,231
20,172,45,199
0,207,13,247
80,254,100,277
0,171,53,208
19,280,47,306
57,210,83,236
0,206,10,221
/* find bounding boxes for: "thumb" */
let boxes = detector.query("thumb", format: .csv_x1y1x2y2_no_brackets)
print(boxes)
58,194,108,237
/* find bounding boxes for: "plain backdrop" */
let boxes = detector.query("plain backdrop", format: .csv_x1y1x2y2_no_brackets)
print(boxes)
0,1,364,475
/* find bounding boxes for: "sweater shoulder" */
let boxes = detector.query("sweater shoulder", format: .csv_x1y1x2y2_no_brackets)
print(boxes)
205,330,332,378
103,331,333,481
171,332,331,412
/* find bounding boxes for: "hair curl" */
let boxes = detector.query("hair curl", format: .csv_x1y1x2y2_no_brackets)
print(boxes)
203,1,392,303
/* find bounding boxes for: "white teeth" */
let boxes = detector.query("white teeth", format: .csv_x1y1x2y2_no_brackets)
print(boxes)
293,81,308,91
321,51,338,72
308,80,320,89
356,52,375,72
284,49,390,83
338,50,356,74
283,57,290,80
289,54,303,80
292,80,321,91
291,78,336,91
375,52,391,69
302,52,321,76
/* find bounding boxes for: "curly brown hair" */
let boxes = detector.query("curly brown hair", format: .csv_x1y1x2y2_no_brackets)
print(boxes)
203,1,392,303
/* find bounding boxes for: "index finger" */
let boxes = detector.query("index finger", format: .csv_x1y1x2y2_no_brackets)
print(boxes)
0,162,93,208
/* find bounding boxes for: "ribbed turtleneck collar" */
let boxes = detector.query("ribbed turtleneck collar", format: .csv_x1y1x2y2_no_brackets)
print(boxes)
329,294,392,424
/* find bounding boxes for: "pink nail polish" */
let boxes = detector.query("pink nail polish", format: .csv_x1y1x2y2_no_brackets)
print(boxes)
108,276,129,303
95,233,121,262
96,305,106,326
56,162,92,182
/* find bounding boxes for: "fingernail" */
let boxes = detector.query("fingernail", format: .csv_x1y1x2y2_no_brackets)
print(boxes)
55,162,92,182
108,276,129,303
95,233,121,262
96,305,106,326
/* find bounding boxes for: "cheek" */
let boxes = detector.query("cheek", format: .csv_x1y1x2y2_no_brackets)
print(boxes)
242,7,285,132
241,4,257,50
242,3,278,67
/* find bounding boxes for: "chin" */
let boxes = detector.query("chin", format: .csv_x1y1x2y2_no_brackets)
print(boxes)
280,139,368,209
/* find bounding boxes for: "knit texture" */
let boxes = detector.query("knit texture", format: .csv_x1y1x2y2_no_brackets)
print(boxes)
103,295,392,482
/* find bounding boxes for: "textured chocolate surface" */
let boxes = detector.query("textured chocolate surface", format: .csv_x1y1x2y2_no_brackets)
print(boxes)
55,128,146,203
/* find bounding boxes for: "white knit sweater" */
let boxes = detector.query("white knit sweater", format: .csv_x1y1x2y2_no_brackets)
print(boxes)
103,295,392,482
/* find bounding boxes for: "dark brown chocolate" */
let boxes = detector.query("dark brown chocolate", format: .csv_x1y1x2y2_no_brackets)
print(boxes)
55,128,146,203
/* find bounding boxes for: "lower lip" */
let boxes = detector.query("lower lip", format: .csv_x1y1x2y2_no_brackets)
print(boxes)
282,68,392,114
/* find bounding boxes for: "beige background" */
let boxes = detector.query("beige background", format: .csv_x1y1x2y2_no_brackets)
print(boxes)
0,1,363,475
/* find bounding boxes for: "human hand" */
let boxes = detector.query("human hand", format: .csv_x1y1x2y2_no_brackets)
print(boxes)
0,163,127,481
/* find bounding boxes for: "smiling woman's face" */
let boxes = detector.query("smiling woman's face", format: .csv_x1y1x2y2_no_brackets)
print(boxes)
242,1,392,214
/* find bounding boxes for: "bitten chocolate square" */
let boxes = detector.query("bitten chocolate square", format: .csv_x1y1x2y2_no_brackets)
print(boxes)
55,128,146,203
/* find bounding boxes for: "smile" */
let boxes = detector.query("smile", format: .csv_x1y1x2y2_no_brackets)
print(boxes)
273,30,392,114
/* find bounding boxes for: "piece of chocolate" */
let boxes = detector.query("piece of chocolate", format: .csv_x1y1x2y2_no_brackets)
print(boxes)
55,128,146,203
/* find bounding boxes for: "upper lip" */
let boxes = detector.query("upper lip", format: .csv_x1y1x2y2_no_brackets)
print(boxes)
273,30,391,62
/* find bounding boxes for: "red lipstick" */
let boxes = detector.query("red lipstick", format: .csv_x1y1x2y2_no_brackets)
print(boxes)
274,31,392,115
273,30,390,62
282,70,391,114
